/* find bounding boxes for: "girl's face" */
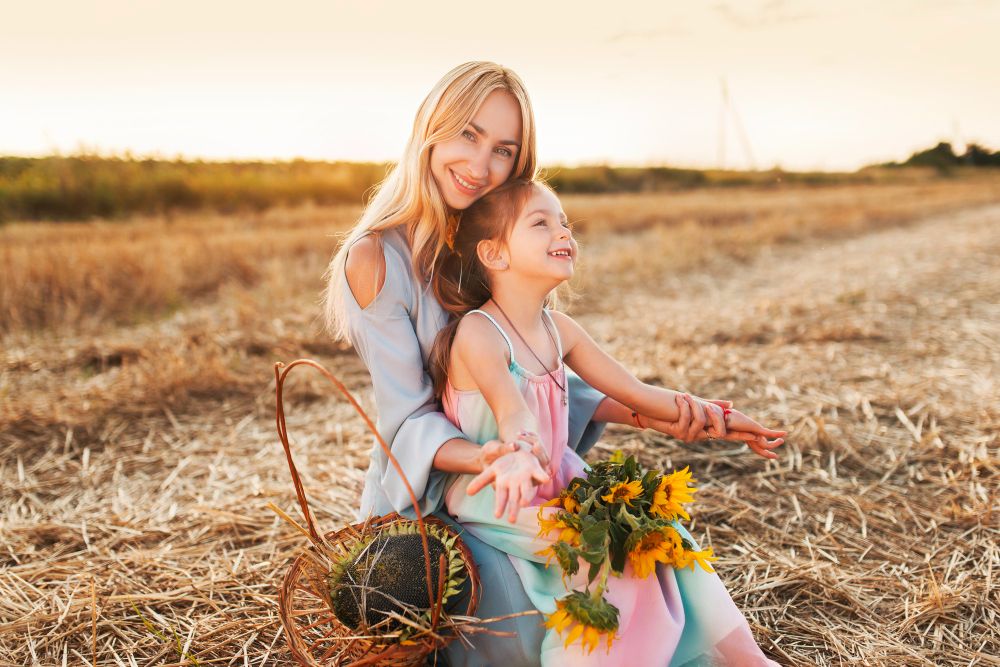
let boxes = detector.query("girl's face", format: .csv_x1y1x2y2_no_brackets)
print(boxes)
430,90,523,211
503,188,577,285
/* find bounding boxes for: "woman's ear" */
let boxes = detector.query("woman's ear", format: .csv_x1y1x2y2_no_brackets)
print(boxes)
477,239,508,271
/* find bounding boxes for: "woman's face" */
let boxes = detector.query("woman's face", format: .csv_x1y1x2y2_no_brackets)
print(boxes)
430,90,523,211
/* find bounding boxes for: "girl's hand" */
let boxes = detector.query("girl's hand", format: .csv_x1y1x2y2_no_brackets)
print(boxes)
467,450,550,523
701,402,787,460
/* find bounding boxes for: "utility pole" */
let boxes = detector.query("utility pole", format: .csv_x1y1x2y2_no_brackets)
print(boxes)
717,77,758,171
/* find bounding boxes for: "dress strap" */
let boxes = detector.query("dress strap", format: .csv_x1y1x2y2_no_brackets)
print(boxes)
466,309,515,366
542,308,564,363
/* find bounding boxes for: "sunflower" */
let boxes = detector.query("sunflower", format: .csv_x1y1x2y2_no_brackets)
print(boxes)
627,529,673,579
539,487,582,515
544,592,618,654
601,479,643,506
650,467,697,520
676,546,718,573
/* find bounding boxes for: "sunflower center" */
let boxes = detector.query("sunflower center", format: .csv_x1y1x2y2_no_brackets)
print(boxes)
637,532,665,553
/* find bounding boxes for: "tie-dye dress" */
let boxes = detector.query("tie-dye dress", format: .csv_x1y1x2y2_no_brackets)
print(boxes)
443,309,780,666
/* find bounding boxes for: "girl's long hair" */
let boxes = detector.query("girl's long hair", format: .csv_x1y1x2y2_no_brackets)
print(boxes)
322,61,537,343
428,179,554,396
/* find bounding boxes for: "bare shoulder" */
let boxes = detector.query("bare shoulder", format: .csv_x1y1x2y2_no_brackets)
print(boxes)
345,235,386,309
453,312,511,365
547,309,586,350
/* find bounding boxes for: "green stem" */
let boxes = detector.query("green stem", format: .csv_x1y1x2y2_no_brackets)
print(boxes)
591,553,613,601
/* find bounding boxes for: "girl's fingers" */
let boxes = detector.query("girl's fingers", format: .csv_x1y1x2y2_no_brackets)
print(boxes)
493,484,508,518
507,486,522,523
467,467,495,496
719,430,757,442
532,466,552,485
520,478,534,506
706,399,734,409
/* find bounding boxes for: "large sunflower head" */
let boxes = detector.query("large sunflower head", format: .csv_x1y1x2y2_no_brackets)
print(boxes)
544,591,619,654
650,467,697,520
601,479,644,506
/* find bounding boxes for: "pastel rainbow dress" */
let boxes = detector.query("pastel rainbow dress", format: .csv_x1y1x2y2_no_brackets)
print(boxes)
443,309,779,666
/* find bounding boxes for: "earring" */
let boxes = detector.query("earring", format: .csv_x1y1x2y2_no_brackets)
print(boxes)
500,262,508,269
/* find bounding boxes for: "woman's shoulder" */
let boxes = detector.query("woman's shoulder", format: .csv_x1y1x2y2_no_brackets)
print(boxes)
344,227,412,309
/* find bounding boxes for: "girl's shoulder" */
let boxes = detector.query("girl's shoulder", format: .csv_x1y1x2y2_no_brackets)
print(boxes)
453,309,512,365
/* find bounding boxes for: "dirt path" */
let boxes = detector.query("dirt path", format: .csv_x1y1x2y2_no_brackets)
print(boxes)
2,204,998,665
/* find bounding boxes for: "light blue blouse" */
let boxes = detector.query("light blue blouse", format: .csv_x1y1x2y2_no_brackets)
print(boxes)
343,225,608,520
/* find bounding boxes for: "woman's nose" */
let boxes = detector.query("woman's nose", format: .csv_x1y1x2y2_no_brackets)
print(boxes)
467,149,490,181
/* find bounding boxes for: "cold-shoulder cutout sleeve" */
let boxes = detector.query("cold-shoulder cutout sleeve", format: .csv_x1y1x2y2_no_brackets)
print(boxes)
343,232,466,519
344,234,387,310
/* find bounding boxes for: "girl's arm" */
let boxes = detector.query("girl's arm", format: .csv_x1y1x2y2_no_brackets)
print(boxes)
447,314,551,521
551,312,786,455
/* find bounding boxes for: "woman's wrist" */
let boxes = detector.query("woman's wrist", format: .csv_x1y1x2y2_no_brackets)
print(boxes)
433,437,486,475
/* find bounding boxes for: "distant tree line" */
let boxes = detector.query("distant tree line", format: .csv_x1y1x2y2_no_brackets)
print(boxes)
882,141,1000,172
0,147,991,222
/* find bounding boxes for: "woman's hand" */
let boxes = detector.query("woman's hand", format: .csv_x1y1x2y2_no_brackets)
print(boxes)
643,394,734,442
477,430,551,474
466,450,550,523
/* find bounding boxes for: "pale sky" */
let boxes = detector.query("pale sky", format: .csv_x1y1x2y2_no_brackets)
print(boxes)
2,0,998,171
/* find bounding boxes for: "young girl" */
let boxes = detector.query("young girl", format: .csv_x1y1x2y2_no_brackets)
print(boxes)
430,179,785,666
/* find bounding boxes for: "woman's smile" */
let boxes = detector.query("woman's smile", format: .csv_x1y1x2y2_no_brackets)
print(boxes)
450,168,485,196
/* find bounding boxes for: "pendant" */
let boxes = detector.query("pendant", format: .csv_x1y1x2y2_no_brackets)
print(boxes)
561,392,568,406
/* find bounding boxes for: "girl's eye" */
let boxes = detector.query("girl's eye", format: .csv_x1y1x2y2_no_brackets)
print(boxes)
494,147,513,158
562,220,574,229
534,219,547,226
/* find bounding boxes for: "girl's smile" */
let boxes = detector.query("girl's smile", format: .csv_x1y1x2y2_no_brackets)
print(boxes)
502,187,577,285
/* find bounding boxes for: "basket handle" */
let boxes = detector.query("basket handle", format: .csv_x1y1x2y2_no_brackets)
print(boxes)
273,359,439,621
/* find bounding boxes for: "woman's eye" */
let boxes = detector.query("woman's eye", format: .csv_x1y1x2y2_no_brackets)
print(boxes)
462,130,475,141
494,147,513,158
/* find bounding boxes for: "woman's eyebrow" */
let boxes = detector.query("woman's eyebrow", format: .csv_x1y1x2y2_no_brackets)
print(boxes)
469,122,521,147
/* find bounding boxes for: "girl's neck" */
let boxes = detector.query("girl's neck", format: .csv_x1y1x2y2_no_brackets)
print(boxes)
488,284,547,330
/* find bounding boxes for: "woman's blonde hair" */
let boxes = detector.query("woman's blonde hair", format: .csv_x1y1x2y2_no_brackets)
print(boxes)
322,61,538,342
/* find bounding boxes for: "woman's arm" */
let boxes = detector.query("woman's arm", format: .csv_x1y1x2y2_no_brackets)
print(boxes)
345,237,505,516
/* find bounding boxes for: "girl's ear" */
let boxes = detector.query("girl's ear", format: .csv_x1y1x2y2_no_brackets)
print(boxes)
477,239,509,271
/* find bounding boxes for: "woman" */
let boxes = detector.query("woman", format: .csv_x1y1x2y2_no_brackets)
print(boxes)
323,61,731,666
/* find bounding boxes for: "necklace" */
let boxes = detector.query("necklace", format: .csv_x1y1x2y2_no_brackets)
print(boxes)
490,298,568,405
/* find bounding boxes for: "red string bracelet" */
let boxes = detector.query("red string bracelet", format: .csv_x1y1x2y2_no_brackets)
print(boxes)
631,412,647,430
723,407,732,424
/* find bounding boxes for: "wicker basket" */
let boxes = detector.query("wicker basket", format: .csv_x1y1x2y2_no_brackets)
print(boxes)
272,360,481,667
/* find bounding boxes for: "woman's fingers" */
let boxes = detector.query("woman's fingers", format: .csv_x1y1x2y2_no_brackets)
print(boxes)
685,395,708,442
706,398,734,409
672,395,692,438
704,402,726,438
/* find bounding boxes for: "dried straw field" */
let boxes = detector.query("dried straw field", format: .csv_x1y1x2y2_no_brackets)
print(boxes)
2,178,999,666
